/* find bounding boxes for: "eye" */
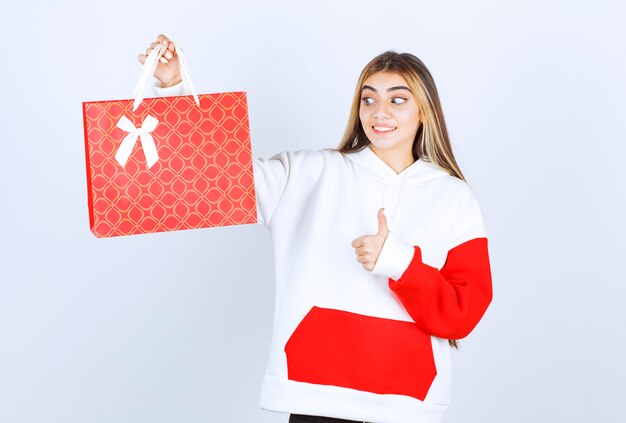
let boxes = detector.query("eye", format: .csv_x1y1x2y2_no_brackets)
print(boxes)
392,97,408,105
361,96,374,105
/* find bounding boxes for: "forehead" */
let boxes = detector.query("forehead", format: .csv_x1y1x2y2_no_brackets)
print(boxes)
362,71,409,89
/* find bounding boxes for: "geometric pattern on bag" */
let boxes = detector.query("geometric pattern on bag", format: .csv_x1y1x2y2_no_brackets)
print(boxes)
83,92,256,237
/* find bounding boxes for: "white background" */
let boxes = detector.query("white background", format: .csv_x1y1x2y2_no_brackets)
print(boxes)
1,1,625,422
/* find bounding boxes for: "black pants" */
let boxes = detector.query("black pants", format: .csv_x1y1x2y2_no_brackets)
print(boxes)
289,414,367,423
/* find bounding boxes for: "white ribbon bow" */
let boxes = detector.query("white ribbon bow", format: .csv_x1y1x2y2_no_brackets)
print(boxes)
114,115,160,168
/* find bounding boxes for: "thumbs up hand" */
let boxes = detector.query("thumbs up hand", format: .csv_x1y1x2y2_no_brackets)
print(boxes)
351,208,390,272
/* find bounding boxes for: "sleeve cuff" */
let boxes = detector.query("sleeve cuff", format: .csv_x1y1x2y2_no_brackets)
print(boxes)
152,80,187,97
371,231,416,281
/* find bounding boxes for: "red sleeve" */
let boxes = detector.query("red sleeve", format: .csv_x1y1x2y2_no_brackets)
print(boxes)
388,237,492,339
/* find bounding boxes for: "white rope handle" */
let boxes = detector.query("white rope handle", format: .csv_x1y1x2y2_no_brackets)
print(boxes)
132,43,200,111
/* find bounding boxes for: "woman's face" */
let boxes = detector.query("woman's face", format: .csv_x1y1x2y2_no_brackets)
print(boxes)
359,71,420,161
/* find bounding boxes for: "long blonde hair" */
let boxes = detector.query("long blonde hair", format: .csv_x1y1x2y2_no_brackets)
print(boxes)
337,51,465,349
337,50,465,181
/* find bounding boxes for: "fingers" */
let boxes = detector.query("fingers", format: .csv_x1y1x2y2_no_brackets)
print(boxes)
145,41,161,56
352,233,385,272
354,246,373,267
136,35,178,68
353,237,375,260
353,209,392,271
352,237,377,253
355,252,371,264
156,33,170,45
162,47,174,61
156,34,176,52
143,40,172,65
157,38,177,62
353,239,371,265
351,237,364,249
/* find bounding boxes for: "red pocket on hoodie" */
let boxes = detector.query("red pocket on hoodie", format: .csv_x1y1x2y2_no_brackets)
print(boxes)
284,306,437,401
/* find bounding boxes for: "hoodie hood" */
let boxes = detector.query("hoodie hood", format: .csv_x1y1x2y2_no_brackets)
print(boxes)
344,146,451,228
344,145,449,186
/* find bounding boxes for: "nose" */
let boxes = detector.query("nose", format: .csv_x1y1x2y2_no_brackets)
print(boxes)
373,102,392,120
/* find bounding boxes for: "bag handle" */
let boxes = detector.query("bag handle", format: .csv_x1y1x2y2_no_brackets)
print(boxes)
132,43,200,111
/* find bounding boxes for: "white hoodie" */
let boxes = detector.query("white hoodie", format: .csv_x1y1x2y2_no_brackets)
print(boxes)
153,83,493,423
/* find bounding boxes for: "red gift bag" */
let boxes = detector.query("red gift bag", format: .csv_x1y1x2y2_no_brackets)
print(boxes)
83,44,256,238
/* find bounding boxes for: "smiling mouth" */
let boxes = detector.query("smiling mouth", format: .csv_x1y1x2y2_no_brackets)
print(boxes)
372,126,397,134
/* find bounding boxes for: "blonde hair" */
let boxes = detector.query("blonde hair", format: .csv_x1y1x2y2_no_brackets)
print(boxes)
337,51,466,349
337,50,465,182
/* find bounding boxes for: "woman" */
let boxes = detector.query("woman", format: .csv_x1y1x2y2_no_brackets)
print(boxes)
140,34,493,423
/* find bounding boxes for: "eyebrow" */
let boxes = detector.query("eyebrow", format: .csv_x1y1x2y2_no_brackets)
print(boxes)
361,85,412,93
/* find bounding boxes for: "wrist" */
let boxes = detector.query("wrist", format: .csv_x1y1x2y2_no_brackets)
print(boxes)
159,78,182,89
371,231,416,280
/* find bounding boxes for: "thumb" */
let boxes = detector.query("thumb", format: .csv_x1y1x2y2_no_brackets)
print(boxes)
377,208,389,236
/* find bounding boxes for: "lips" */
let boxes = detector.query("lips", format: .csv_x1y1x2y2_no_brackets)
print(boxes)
372,125,397,135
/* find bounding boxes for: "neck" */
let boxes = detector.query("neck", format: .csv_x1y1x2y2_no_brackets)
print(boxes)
369,144,415,174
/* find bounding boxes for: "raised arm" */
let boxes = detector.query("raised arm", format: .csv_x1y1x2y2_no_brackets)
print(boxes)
141,34,293,228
